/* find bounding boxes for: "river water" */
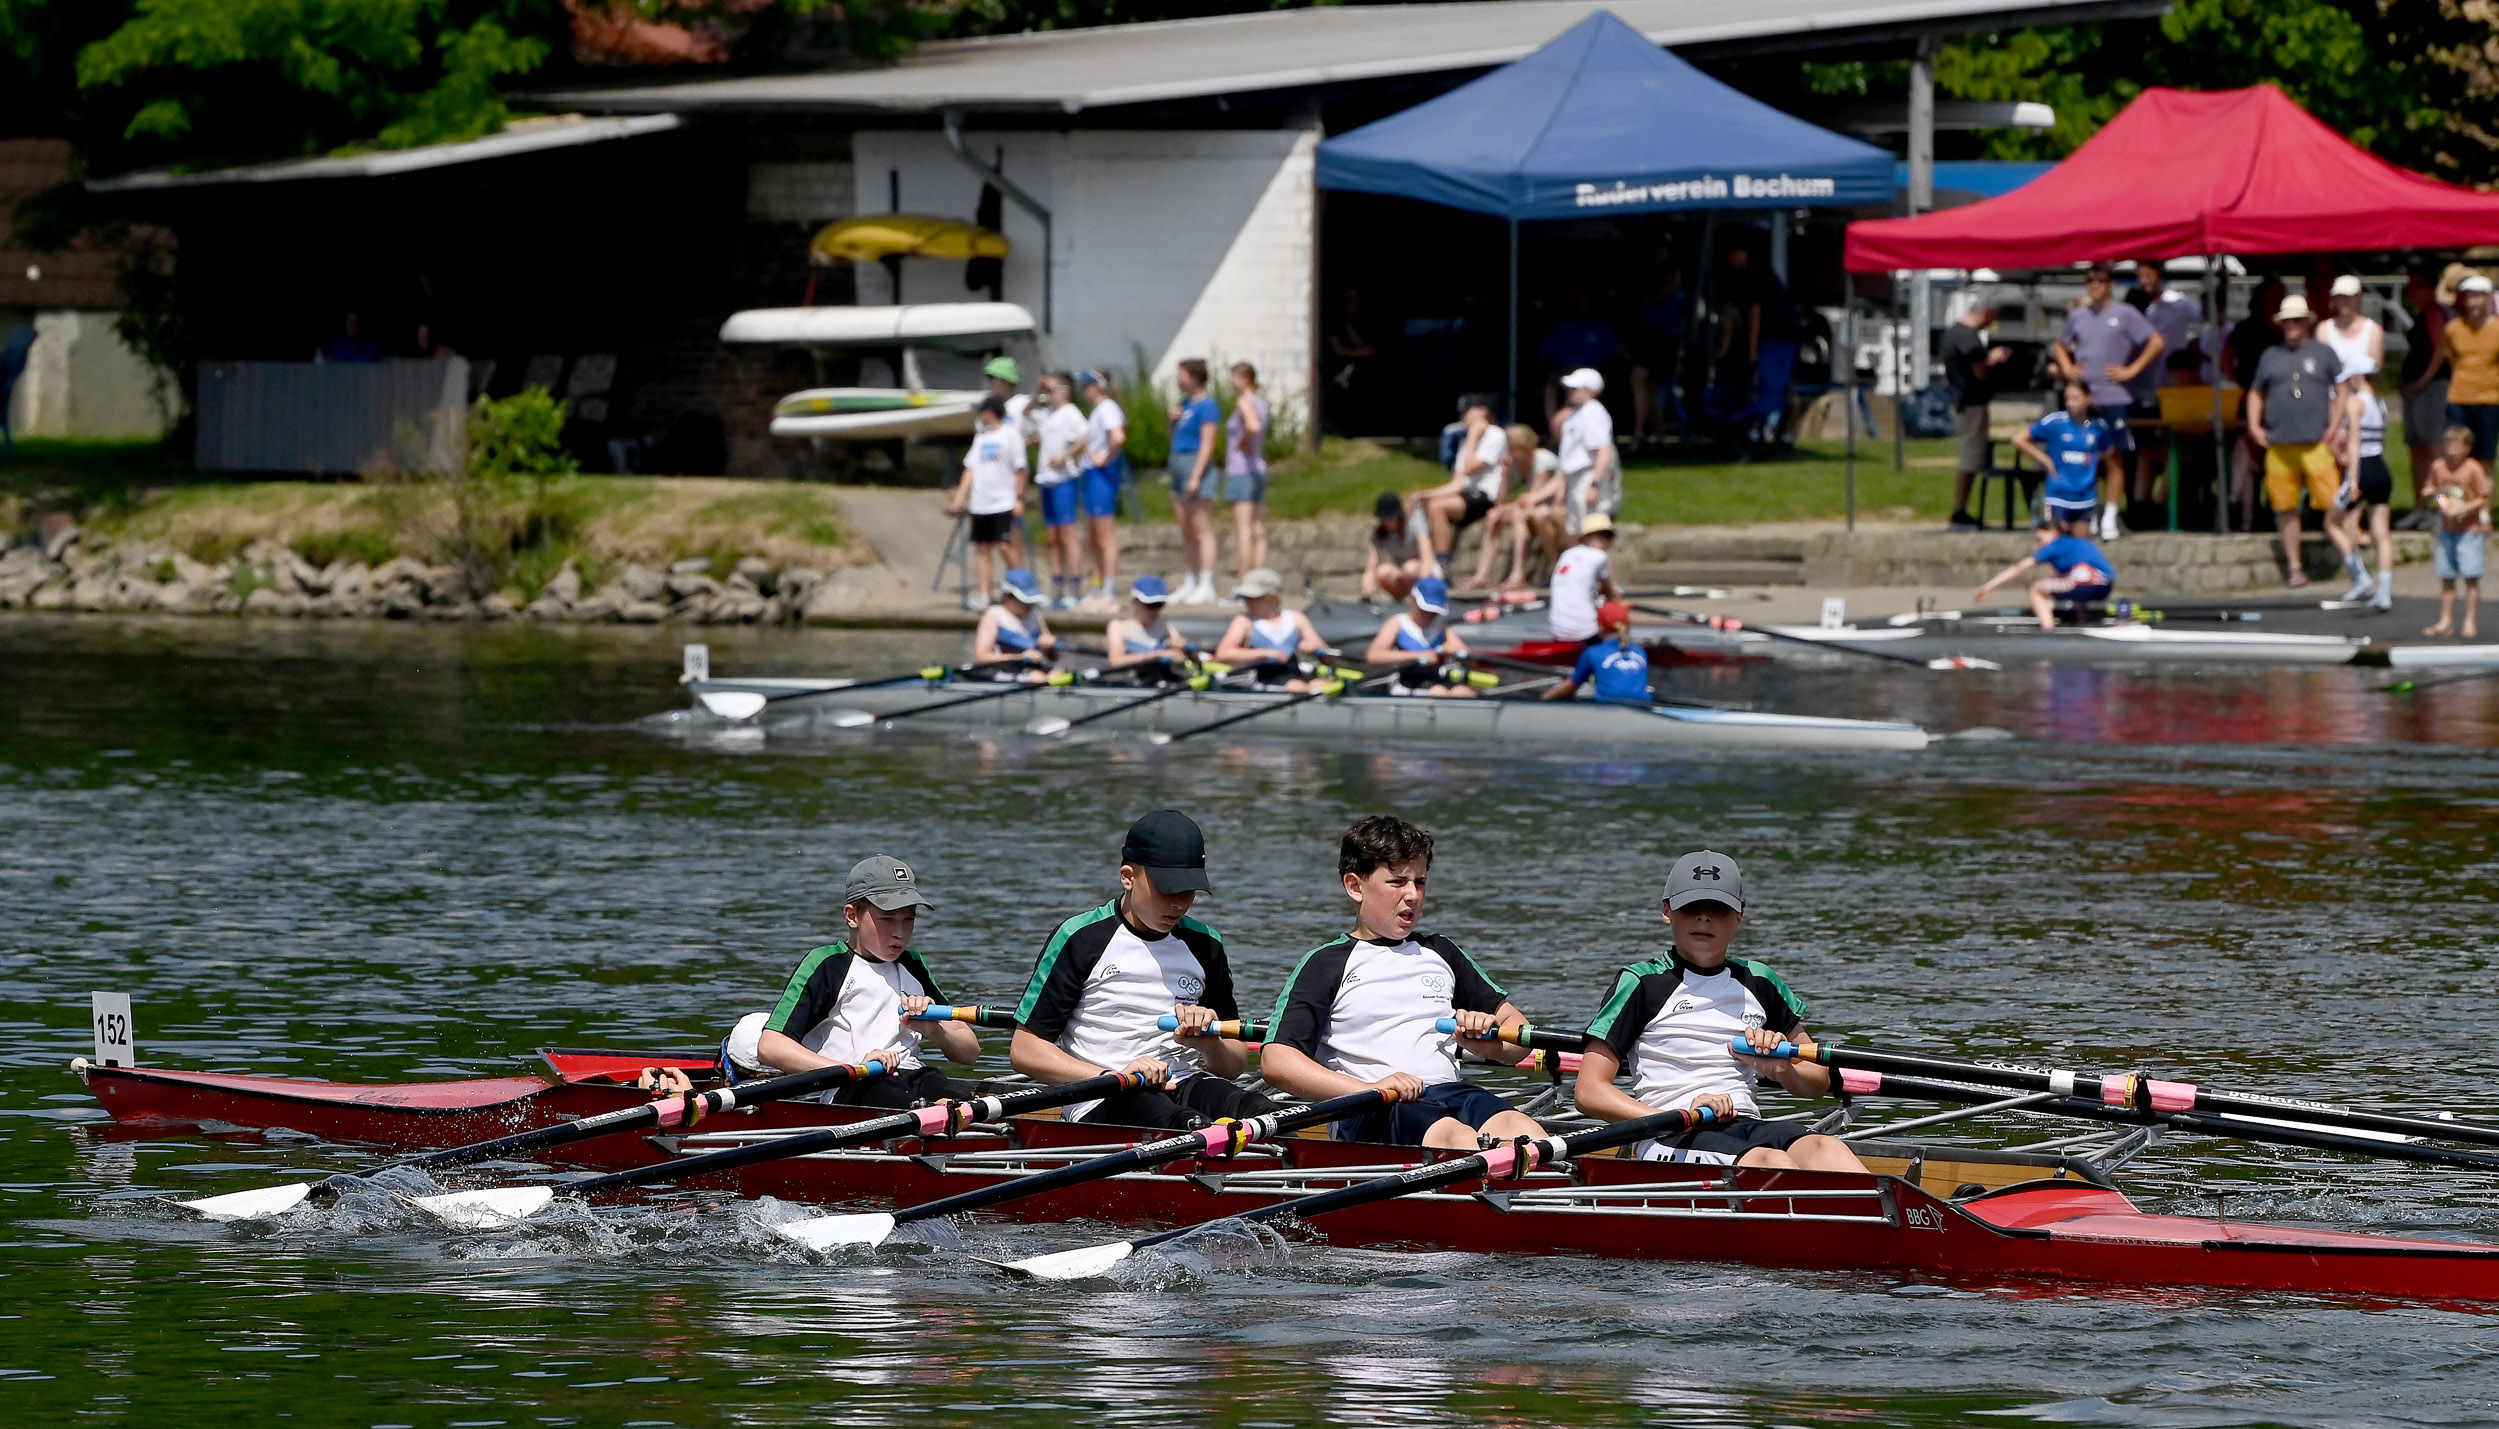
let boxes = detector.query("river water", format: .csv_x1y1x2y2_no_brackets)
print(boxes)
4,614,2497,1428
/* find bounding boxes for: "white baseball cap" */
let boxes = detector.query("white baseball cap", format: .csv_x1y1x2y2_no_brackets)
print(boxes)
2329,274,2363,298
1561,368,1605,394
2463,275,2494,295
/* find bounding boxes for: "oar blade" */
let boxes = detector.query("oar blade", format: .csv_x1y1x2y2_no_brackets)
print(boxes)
1926,655,2001,671
1024,715,1074,737
180,1181,315,1221
826,709,880,729
696,690,771,720
411,1185,554,1228
997,1239,1136,1281
775,1211,897,1251
1146,731,1176,747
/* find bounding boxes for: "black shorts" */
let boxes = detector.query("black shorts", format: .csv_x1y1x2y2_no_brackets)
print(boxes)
1076,1074,1281,1130
1636,1114,1812,1166
968,510,1016,544
1457,489,1495,529
2090,404,2139,455
2356,453,2394,508
832,1064,980,1109
1335,1080,1516,1146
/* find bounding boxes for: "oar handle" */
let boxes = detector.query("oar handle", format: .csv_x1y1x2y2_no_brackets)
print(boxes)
911,1006,1018,1030
1155,1015,1269,1042
1428,1018,1583,1053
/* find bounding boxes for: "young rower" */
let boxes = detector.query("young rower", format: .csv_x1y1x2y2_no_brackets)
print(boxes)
1541,600,1650,702
1213,566,1327,692
735,855,983,1108
1364,575,1475,698
972,566,1060,678
1547,513,1622,643
1105,572,1190,682
1261,815,1543,1148
1573,851,1867,1171
1011,810,1277,1128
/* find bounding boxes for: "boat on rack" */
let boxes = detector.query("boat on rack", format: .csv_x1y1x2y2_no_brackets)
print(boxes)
675,673,1931,752
73,1053,2499,1302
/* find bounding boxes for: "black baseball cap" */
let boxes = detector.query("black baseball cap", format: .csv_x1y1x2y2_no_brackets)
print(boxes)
1121,809,1212,895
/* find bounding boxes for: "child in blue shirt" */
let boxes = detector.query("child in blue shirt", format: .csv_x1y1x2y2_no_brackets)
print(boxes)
1543,601,1651,704
2015,381,2115,532
1974,523,2116,630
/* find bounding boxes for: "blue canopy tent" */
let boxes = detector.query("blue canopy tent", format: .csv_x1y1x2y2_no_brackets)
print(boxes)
1316,10,1894,424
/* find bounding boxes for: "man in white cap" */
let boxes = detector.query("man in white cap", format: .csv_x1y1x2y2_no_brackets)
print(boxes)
1571,851,1866,1172
1546,513,1621,643
1556,367,1619,534
2245,293,2349,588
739,855,985,1108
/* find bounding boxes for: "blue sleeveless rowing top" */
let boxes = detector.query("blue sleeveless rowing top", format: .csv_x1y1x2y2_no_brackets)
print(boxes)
1121,619,1168,655
1248,614,1300,656
993,607,1040,653
1393,613,1444,652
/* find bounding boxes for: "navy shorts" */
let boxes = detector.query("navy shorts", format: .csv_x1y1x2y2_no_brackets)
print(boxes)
2089,404,2138,454
1635,1115,1813,1166
1038,480,1080,528
2044,499,2096,527
1335,1080,1516,1146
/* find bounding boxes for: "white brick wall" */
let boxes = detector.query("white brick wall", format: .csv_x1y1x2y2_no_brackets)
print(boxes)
846,127,1314,415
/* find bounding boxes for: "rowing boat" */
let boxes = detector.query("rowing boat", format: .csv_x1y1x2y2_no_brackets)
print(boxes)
2386,643,2499,670
676,675,1931,751
1717,621,2371,666
78,1055,2499,1301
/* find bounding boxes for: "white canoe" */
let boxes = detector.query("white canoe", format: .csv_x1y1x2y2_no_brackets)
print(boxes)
768,386,982,440
683,678,1930,753
1754,622,2367,666
2386,644,2499,670
719,303,1036,351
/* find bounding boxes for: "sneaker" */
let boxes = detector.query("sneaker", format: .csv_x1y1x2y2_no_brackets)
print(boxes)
2098,503,2123,541
1054,595,1078,612
962,593,989,612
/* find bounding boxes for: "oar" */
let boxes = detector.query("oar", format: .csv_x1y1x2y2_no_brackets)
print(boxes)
826,668,1081,729
1025,660,1232,737
2380,666,2499,694
177,1056,896,1224
1746,1038,2499,1151
1147,669,1399,746
1000,1104,1719,1280
910,1004,1019,1030
1634,603,2000,672
776,1087,1397,1250
695,660,1035,720
1833,1067,2499,1173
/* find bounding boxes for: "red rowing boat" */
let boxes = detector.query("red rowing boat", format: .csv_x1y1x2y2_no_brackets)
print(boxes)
1475,638,1760,668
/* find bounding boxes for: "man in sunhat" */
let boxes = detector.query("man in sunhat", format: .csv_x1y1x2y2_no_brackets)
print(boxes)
733,855,986,1108
1572,851,1867,1172
2246,293,2349,588
1011,811,1277,1128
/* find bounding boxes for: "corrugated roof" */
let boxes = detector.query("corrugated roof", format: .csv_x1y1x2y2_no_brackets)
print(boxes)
88,115,683,193
535,0,2165,116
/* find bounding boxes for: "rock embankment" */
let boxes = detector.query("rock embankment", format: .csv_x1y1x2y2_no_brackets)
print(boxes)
0,525,839,625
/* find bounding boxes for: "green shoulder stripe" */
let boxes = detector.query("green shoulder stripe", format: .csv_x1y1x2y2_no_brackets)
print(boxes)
1268,934,1350,1032
766,943,849,1033
1732,957,1809,1020
1015,899,1121,1023
1584,959,1668,1042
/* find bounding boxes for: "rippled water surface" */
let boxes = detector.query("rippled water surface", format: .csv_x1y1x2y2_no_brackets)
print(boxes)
5,614,2499,1428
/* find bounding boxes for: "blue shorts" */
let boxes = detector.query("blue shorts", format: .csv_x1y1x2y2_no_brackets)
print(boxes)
1335,1080,1515,1146
1169,457,1212,502
2089,404,2137,454
2436,528,2486,581
1223,468,1268,504
1038,480,1080,528
1080,460,1125,519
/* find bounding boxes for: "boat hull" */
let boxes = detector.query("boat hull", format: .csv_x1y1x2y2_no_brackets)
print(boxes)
1754,622,2368,666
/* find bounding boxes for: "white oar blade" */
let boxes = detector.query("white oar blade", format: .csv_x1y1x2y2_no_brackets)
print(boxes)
998,1239,1136,1281
1926,656,2001,671
696,690,770,720
1146,732,1175,747
181,1182,315,1221
412,1186,554,1228
1024,716,1073,737
775,1212,897,1251
827,709,880,729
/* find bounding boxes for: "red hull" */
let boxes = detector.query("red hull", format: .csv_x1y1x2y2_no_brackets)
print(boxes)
1478,639,1759,668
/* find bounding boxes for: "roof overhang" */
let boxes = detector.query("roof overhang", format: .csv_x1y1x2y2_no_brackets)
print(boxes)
88,114,683,193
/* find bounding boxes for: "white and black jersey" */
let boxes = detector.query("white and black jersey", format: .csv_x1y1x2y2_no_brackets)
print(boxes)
1017,898,1241,1116
763,943,946,1070
1582,953,1806,1117
1268,933,1508,1086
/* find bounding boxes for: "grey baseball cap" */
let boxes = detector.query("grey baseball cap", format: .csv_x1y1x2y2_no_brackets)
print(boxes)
1663,851,1744,911
845,855,935,912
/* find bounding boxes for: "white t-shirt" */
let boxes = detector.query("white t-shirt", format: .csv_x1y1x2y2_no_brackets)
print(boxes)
1584,954,1808,1139
1084,397,1128,469
1269,933,1510,1086
759,943,948,1071
964,422,1028,516
1548,541,1611,641
1037,402,1088,486
1004,391,1036,441
1558,398,1614,477
1017,901,1241,1120
1456,425,1507,499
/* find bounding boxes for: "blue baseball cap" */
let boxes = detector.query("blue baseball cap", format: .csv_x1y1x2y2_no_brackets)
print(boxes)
1000,568,1045,604
1412,576,1449,614
1129,574,1170,604
1075,369,1107,391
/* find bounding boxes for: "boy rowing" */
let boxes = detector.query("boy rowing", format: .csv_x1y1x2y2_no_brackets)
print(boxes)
1011,810,1277,1128
1573,851,1865,1171
1261,816,1543,1148
732,856,983,1108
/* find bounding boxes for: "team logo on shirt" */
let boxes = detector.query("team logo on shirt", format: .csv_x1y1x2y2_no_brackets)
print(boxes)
1172,973,1205,1000
1420,971,1452,999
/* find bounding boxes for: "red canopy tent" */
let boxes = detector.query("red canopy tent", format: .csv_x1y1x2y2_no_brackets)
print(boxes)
1846,85,2499,271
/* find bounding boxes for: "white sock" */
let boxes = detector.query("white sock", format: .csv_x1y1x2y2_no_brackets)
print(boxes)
2347,553,2369,580
2376,570,2394,597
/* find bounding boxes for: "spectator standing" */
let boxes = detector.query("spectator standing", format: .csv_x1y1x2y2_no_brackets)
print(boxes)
1034,374,1091,610
2318,275,2388,604
985,356,1033,441
1076,370,1128,609
2442,274,2499,467
1468,425,1563,592
2125,261,2202,521
1939,293,2011,530
2222,277,2287,531
2244,295,2348,589
1167,358,1223,605
1629,257,1689,447
2328,360,2397,611
322,312,380,363
1223,363,1271,585
2424,424,2489,638
1539,290,1625,418
2051,262,2166,540
1556,368,1620,533
945,396,1030,611
2398,268,2453,530
1717,245,1800,427
2013,380,2117,534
